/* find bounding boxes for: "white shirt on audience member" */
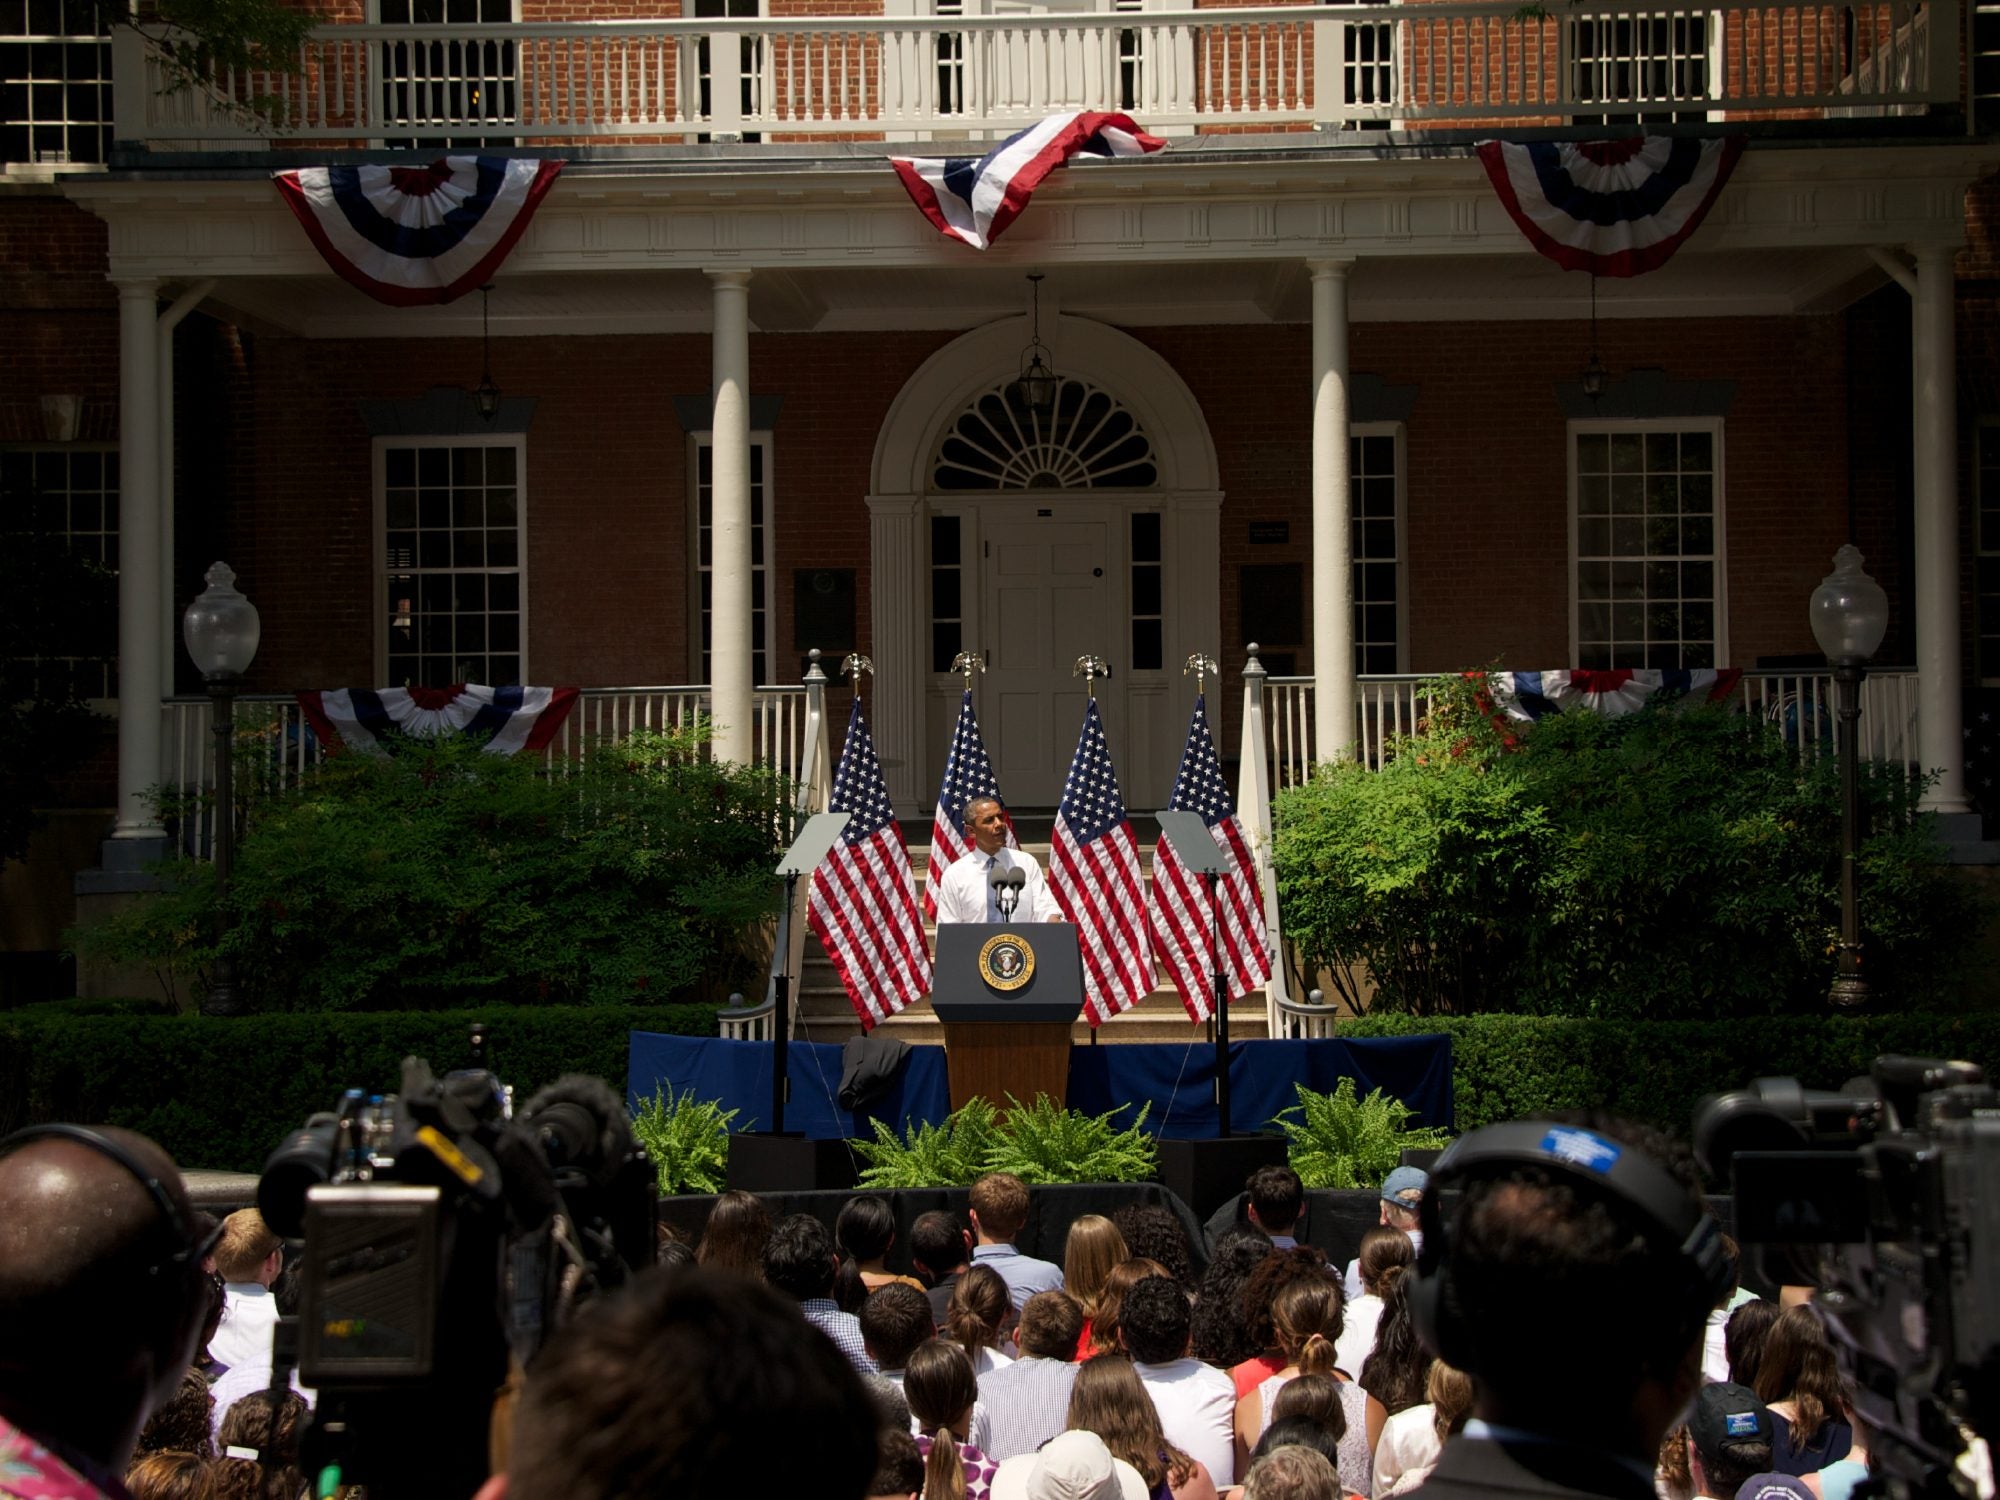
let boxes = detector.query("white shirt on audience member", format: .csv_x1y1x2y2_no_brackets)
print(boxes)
1133,1357,1237,1488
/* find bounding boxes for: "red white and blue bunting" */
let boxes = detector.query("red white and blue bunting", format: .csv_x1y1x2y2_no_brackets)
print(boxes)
1475,136,1745,277
272,157,565,306
1485,668,1743,722
297,685,580,757
891,111,1166,251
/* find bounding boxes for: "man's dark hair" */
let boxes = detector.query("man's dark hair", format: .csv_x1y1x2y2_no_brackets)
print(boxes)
1438,1115,1709,1406
1251,1414,1345,1473
869,1427,925,1498
859,1283,935,1371
1695,1433,1773,1493
763,1213,838,1301
1016,1290,1084,1361
506,1267,879,1500
1118,1275,1192,1364
909,1211,969,1278
1247,1166,1303,1233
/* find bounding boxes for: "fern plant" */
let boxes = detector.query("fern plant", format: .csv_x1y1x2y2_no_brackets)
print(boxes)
1270,1078,1450,1190
984,1094,1158,1185
629,1086,738,1195
851,1097,1002,1189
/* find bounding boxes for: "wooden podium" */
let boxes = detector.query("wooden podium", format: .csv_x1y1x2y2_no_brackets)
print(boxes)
931,924,1085,1113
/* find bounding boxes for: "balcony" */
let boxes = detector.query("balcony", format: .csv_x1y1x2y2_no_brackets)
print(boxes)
108,0,1956,153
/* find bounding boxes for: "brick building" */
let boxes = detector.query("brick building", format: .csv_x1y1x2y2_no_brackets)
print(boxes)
4,0,1999,992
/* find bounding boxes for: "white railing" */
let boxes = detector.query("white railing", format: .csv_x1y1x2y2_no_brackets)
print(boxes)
110,0,1959,147
157,682,807,859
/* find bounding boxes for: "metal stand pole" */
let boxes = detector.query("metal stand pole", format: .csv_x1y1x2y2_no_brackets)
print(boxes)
771,870,796,1133
203,674,244,1016
1209,868,1231,1137
1830,663,1870,1010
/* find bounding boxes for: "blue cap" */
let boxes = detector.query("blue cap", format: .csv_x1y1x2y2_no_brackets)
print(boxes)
1381,1166,1429,1206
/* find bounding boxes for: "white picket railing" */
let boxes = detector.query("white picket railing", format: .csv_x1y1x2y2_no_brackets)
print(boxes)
156,682,807,859
111,0,1958,147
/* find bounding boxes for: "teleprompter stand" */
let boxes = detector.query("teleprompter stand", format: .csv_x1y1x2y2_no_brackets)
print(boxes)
1150,809,1286,1219
727,811,857,1193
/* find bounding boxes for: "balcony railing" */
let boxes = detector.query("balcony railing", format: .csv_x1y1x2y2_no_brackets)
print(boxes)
110,0,1957,149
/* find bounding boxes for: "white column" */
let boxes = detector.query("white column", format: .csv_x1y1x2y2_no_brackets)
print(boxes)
114,278,163,840
866,493,923,811
1309,259,1355,764
707,268,755,767
1912,244,1969,814
156,279,215,686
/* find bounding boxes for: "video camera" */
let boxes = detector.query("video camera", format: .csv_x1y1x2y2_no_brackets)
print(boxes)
1695,1054,2000,1500
256,1026,656,1500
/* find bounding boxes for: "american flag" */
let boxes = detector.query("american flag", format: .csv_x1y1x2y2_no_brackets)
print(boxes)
808,700,933,1030
925,690,1017,920
1149,694,1272,1023
1050,699,1153,1026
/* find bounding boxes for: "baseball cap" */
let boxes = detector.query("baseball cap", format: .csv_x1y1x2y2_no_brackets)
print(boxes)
1688,1383,1773,1460
1736,1475,1814,1500
1381,1166,1428,1207
990,1432,1149,1500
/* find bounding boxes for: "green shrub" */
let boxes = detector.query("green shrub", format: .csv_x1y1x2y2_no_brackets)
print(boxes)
850,1096,1157,1188
1336,1012,2000,1136
1270,1078,1452,1189
629,1086,738,1195
72,727,792,1012
0,1002,722,1172
1276,675,1980,1018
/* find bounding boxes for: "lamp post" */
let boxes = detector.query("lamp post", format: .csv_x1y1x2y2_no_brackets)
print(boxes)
1808,545,1889,1011
182,561,261,1017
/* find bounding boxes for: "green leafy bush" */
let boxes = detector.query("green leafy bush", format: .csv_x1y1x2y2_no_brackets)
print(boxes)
850,1096,1157,1188
630,1086,737,1195
852,1097,1003,1189
1276,675,1980,1018
0,1001,722,1172
73,726,792,1012
1270,1078,1452,1189
1336,1012,2000,1135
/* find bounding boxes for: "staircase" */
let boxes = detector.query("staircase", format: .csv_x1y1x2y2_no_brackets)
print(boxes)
792,818,1273,1047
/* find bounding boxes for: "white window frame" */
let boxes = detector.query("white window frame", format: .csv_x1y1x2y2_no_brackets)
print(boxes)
1,441,118,700
689,431,777,685
1567,415,1728,670
1351,421,1408,676
0,2,111,173
372,433,530,685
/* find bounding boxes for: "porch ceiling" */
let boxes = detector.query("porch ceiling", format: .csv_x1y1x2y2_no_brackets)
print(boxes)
201,244,1893,341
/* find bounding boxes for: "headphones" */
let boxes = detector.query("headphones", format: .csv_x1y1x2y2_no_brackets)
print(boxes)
0,1123,224,1283
1407,1120,1731,1378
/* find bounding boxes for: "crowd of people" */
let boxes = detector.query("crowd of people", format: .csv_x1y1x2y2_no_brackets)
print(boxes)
0,1115,1928,1500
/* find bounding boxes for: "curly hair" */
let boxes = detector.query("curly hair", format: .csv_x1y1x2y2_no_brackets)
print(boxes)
135,1367,215,1459
1109,1205,1197,1289
1240,1245,1334,1356
1190,1229,1276,1367
210,1390,308,1500
1087,1258,1168,1358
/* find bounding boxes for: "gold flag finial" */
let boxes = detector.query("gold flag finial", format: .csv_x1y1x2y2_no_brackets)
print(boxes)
1184,653,1220,696
950,650,985,688
1073,654,1110,700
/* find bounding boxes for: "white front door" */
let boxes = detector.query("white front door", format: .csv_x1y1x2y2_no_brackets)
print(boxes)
983,509,1117,805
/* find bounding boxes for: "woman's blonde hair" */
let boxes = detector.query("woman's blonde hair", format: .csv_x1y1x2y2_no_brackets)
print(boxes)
1427,1360,1475,1443
1063,1215,1130,1317
1066,1354,1196,1492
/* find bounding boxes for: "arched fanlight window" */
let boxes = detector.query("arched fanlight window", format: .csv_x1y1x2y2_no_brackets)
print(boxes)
931,376,1159,490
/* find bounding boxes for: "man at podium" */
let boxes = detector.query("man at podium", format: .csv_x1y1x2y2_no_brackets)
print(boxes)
933,797,1065,925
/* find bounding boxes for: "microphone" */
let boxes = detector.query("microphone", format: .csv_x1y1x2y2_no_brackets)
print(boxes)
1001,866,1025,920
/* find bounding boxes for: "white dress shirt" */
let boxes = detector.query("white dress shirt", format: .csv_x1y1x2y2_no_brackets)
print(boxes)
1134,1357,1238,1487
933,846,1056,924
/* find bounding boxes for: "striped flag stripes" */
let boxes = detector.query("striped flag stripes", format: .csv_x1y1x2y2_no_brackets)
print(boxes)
925,690,1016,920
1149,693,1272,1023
1049,699,1153,1026
808,699,933,1030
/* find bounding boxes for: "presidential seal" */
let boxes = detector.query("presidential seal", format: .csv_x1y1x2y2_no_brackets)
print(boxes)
977,932,1035,992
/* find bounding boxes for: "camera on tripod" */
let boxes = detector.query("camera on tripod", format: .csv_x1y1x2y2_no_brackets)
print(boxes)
256,1027,656,1498
1695,1054,2000,1500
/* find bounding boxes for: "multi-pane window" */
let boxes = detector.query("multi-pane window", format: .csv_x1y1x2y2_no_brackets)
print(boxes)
378,438,525,686
1,0,111,168
1571,13,1711,123
693,436,771,684
1978,421,2000,682
377,0,517,146
1351,427,1401,674
1131,511,1163,671
1,446,116,696
932,512,964,673
1572,422,1722,670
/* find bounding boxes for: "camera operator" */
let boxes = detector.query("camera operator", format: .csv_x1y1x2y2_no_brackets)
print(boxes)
0,1125,217,1497
474,1265,881,1500
1405,1115,1729,1500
